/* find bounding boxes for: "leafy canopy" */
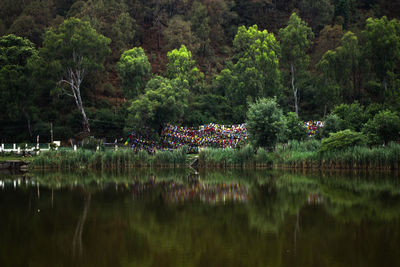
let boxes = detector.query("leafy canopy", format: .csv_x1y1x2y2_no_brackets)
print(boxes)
279,12,313,115
126,76,189,134
282,112,307,142
117,47,151,99
362,110,400,145
363,16,400,97
331,102,367,132
233,25,280,98
166,45,203,92
320,129,366,152
216,25,281,122
279,13,313,69
41,17,111,76
246,98,284,150
0,34,38,120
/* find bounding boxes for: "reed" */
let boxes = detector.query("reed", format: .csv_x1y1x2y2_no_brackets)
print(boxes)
28,142,400,170
276,141,400,170
31,147,190,170
198,145,273,168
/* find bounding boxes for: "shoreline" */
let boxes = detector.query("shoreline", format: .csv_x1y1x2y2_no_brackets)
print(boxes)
2,142,400,172
1,160,399,173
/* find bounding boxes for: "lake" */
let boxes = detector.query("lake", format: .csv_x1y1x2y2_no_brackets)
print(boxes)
1,169,400,267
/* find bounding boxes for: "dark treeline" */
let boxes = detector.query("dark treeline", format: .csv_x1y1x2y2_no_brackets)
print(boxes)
1,0,400,143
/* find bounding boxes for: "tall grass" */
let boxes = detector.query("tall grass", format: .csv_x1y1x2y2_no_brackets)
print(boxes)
30,147,190,170
153,147,188,167
29,141,400,170
198,145,274,168
277,141,400,170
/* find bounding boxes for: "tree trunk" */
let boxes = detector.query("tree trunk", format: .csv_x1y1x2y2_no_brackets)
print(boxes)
74,81,90,134
383,78,388,92
22,108,32,137
78,99,90,134
60,53,90,134
291,63,299,116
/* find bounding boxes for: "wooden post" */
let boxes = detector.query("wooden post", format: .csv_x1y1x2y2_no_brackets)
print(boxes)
115,145,118,151
17,146,20,154
0,144,3,152
74,145,77,151
13,144,16,150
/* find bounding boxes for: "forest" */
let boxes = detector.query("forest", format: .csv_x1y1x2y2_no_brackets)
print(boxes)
1,0,400,144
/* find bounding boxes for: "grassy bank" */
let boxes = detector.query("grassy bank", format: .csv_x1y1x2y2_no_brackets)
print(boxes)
0,154,36,162
28,141,400,171
275,140,400,170
30,148,189,170
198,140,400,170
198,145,273,168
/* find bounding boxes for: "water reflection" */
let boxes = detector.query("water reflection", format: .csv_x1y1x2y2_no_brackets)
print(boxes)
0,170,400,267
0,170,250,204
72,193,91,258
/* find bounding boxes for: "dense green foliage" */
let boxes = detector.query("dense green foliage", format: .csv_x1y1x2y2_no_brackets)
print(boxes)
198,145,273,167
279,13,313,116
320,129,367,152
40,17,111,134
30,147,189,169
277,141,400,170
0,35,38,138
1,0,400,144
117,47,151,99
282,112,308,142
362,110,400,145
125,76,189,135
246,98,284,150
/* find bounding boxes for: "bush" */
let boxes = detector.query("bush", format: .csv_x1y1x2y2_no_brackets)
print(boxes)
330,102,368,132
282,112,307,142
320,129,367,152
320,114,341,138
246,98,284,150
362,110,400,145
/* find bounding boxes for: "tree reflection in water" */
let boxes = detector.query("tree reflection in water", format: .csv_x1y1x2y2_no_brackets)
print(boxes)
0,169,400,267
73,193,91,258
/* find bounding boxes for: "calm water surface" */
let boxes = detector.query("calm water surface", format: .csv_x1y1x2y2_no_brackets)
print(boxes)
1,169,400,267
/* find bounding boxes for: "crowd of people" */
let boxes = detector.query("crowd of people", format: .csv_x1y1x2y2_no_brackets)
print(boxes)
124,123,248,153
124,131,158,154
124,121,324,152
305,121,324,138
161,123,247,151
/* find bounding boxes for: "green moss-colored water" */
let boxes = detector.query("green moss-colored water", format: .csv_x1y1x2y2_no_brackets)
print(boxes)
1,169,400,267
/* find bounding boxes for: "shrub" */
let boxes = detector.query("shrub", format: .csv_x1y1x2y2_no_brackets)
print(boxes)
331,102,367,132
320,114,342,138
362,110,400,145
282,112,307,142
320,129,367,152
246,98,284,150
